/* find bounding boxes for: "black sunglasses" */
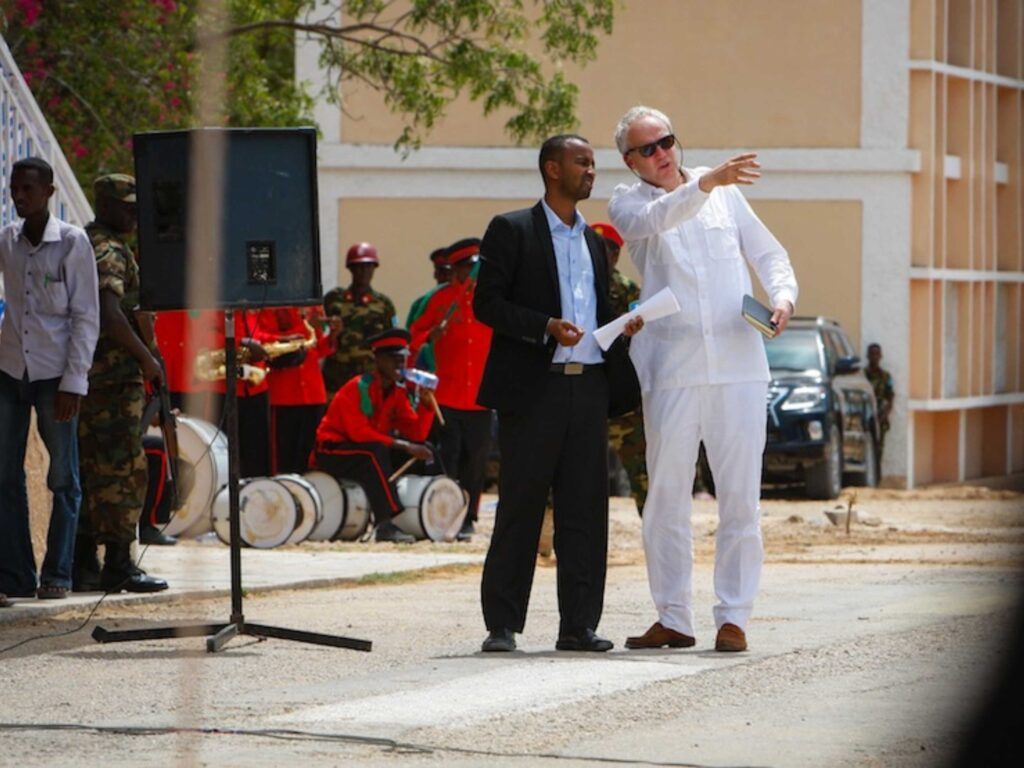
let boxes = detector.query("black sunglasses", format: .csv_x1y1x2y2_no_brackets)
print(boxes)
627,134,676,158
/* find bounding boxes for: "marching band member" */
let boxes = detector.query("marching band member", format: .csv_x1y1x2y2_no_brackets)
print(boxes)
313,329,435,544
409,238,493,541
252,306,329,474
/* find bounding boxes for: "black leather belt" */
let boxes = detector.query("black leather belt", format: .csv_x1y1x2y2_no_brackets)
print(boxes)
548,362,603,375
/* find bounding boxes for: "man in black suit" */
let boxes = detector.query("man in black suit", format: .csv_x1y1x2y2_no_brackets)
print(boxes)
474,134,642,653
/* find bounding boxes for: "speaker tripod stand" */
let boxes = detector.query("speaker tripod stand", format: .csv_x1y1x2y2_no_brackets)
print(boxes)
92,309,372,653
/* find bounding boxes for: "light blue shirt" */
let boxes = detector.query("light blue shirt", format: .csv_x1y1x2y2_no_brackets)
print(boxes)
542,200,602,364
0,215,99,395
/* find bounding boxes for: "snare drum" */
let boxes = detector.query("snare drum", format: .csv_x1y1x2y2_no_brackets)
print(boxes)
163,416,227,538
211,478,298,549
393,475,467,542
275,474,322,545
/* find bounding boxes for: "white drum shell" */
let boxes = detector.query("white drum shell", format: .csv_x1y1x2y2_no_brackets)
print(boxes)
303,471,344,542
211,478,298,549
393,475,467,542
164,416,227,538
334,481,370,542
276,474,322,545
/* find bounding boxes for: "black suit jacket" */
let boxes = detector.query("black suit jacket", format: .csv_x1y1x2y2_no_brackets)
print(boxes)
474,202,614,413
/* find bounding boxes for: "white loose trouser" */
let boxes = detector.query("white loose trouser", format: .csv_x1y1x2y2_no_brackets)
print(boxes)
641,381,768,637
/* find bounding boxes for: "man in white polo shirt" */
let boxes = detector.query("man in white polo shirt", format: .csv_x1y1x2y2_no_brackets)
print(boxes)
609,106,798,652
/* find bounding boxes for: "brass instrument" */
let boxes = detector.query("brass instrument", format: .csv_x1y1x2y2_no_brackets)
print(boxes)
194,347,267,386
261,320,317,359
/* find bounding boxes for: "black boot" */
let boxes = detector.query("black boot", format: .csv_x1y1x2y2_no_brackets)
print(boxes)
139,520,178,546
72,534,102,592
100,542,169,593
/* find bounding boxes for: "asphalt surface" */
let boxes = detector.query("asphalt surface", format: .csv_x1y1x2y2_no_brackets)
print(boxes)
1,493,1022,767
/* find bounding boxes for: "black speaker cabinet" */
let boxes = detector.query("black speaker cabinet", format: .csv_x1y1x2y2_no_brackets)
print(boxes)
135,127,322,310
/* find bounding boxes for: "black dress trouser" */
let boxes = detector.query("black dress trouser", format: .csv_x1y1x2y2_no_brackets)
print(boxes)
481,367,609,635
271,403,325,475
437,406,493,523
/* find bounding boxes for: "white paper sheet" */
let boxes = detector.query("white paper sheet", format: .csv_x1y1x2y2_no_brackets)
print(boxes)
592,286,681,351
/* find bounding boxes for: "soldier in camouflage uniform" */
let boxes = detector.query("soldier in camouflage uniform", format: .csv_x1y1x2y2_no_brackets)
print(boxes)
865,343,895,461
321,242,398,401
74,174,168,593
593,222,648,513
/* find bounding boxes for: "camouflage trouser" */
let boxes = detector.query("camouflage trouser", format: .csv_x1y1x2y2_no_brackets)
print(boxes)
608,405,648,511
78,379,147,545
878,419,890,460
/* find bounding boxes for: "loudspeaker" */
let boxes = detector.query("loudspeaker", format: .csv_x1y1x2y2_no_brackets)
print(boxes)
134,127,322,310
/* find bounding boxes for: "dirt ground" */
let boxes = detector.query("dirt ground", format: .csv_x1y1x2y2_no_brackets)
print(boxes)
25,423,1024,569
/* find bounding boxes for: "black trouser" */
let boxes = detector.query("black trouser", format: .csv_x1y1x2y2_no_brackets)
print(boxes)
170,390,271,479
271,404,324,475
438,406,493,523
481,367,609,635
314,441,401,526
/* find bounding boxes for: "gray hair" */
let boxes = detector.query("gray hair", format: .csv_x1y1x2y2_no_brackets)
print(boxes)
613,106,674,154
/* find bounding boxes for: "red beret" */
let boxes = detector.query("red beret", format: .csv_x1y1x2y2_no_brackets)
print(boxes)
591,222,623,248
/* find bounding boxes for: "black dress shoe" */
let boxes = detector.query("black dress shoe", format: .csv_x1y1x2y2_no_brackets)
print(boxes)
481,628,516,652
556,628,614,652
101,566,169,594
139,525,178,546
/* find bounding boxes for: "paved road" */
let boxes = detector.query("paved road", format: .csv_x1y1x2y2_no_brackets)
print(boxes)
1,551,1020,767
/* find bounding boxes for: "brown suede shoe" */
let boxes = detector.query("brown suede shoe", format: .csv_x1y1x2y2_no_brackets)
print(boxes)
625,621,695,649
715,623,747,652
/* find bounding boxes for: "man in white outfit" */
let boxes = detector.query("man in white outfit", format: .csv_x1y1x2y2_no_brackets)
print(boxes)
608,106,798,652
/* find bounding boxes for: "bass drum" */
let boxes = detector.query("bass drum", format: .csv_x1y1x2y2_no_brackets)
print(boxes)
163,416,227,538
276,474,322,545
393,475,467,542
211,478,298,549
302,472,371,542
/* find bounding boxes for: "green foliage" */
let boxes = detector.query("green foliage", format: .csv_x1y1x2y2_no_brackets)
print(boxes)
299,0,616,147
2,0,615,191
2,0,315,192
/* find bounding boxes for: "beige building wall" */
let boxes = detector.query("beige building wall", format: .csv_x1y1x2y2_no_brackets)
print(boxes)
905,0,1024,486
341,0,863,151
297,0,1024,487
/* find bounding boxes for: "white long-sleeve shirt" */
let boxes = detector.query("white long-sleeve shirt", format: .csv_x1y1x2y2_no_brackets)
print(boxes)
0,215,99,395
609,167,798,392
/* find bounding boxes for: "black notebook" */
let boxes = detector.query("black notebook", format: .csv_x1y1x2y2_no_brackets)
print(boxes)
742,294,777,338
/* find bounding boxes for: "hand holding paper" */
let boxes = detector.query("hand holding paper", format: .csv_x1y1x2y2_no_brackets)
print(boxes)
593,286,681,351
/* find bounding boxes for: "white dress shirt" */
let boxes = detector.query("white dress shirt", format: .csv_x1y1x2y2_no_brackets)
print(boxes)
0,214,100,395
541,200,602,364
609,168,798,392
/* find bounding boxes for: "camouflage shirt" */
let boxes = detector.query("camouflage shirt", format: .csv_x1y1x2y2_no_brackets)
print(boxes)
609,270,641,319
86,222,144,383
866,366,894,426
322,286,398,394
